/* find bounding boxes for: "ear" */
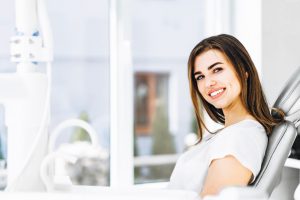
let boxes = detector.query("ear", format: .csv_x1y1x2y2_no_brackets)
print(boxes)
245,72,249,79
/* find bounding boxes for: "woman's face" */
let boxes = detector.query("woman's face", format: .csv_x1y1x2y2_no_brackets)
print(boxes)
194,49,244,111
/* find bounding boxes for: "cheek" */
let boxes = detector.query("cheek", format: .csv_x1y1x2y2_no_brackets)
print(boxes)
230,79,242,96
197,82,206,96
224,71,242,94
197,83,211,102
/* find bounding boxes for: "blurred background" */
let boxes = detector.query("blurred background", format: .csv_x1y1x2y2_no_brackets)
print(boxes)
0,0,299,199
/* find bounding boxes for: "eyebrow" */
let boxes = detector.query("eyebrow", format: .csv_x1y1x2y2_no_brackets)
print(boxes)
194,62,223,76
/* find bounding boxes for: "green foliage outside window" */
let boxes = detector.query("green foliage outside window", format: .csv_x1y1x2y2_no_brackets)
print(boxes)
71,111,91,142
150,103,176,181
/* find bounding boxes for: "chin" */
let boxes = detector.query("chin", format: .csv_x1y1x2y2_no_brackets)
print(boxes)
213,105,223,109
211,102,227,110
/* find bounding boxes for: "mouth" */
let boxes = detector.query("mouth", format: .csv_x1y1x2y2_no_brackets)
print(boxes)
208,88,226,100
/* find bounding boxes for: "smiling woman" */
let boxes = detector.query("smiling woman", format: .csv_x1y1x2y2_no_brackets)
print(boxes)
167,34,285,198
188,34,284,139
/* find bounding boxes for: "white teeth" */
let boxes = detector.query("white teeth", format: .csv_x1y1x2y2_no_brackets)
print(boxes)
210,89,224,97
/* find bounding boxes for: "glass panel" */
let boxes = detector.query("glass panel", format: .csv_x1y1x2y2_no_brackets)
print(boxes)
132,0,206,184
47,0,110,186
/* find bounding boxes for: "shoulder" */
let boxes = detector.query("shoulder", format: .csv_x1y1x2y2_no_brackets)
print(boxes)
209,119,267,150
210,119,268,156
213,119,267,145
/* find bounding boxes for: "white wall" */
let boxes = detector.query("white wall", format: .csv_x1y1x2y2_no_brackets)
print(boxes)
233,0,262,75
262,0,300,105
262,0,300,199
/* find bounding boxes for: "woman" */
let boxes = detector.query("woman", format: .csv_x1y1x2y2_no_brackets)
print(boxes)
167,34,284,198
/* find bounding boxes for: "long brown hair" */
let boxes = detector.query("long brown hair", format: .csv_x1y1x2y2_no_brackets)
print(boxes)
188,34,284,142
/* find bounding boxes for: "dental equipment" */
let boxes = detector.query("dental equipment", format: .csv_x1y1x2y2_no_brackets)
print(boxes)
5,0,105,192
41,119,106,192
3,0,53,191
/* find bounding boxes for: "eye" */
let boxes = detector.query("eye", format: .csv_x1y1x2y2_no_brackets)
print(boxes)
213,67,223,73
195,75,204,81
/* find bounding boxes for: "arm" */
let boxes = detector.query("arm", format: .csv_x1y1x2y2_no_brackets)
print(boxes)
200,155,253,198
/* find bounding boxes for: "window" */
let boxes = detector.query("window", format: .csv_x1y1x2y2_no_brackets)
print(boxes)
131,0,208,184
47,0,111,186
135,73,169,135
134,73,175,183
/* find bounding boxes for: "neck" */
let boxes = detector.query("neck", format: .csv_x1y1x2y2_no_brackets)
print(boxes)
223,100,255,127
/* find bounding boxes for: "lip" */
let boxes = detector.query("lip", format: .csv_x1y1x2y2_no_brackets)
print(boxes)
208,87,226,100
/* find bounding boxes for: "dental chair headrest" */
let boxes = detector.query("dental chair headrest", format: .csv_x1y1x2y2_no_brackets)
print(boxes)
272,67,300,128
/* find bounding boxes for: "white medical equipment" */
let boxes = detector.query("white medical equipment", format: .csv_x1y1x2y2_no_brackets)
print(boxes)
40,119,106,192
5,0,106,192
3,0,52,191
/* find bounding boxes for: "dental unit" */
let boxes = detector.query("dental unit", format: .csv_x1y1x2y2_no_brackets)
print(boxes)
4,0,51,191
3,0,102,193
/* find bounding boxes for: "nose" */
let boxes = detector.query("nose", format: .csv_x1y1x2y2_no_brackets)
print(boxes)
205,77,217,88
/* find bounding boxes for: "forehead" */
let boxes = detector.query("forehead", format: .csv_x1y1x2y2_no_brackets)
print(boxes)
194,49,228,72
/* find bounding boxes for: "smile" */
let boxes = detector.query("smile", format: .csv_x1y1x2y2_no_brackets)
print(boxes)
208,88,226,99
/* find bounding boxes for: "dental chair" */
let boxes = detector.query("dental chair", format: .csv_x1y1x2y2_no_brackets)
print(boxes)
249,66,300,197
